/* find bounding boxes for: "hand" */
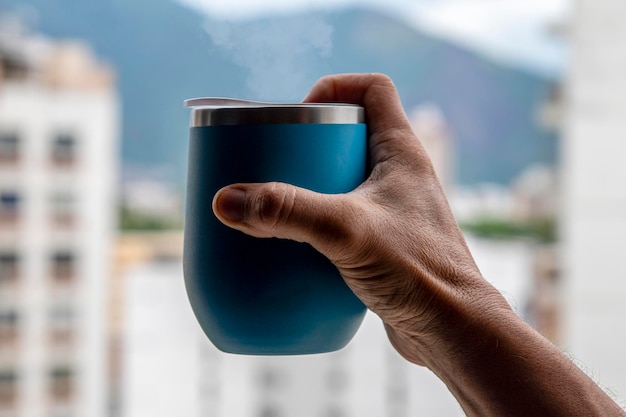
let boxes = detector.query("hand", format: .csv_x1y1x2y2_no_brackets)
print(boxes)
212,74,626,416
212,73,509,366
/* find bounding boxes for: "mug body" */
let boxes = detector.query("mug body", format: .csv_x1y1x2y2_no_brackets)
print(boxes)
184,99,367,355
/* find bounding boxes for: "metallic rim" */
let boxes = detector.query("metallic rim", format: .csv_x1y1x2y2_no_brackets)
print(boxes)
185,97,365,127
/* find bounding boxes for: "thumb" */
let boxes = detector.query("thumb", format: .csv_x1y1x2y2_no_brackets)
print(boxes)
212,182,355,251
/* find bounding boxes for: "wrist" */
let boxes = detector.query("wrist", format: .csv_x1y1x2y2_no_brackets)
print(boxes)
390,293,624,417
383,272,514,368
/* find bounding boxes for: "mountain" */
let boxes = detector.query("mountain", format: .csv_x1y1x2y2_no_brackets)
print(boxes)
0,0,557,186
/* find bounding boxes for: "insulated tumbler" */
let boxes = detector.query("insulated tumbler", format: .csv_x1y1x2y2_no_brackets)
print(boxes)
183,98,367,355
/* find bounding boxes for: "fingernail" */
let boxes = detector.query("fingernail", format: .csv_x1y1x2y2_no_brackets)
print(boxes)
215,188,246,223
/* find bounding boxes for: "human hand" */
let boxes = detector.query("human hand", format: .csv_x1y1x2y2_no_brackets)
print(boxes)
212,73,626,417
212,73,510,367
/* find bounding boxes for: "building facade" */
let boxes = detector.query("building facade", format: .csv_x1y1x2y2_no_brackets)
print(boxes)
0,27,119,417
408,104,454,191
562,0,626,404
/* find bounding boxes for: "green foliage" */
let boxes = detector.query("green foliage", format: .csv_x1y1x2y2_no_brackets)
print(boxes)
119,207,182,231
461,217,556,243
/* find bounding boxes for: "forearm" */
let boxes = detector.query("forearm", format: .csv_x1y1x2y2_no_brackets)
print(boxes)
390,294,625,416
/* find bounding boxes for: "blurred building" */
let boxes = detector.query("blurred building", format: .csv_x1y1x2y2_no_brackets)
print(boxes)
562,0,626,402
509,164,561,342
510,164,557,224
121,249,466,417
119,233,532,417
527,244,561,343
0,25,119,417
408,105,454,191
110,231,183,417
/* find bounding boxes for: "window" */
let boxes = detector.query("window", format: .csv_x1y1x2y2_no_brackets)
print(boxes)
50,251,76,282
0,191,20,226
0,310,19,346
51,134,77,167
48,304,75,346
0,133,19,164
0,252,19,284
48,365,74,402
50,191,76,228
0,369,17,407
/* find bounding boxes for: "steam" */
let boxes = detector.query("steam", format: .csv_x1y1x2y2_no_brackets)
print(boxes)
205,16,333,100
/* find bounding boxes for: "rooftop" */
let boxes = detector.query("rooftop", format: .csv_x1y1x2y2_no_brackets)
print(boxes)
0,17,114,90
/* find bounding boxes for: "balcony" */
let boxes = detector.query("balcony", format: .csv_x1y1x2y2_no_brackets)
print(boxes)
0,133,19,167
0,311,18,349
50,134,77,169
0,369,17,410
0,253,19,290
50,252,76,284
0,192,19,229
50,192,77,230
47,303,76,352
48,365,74,404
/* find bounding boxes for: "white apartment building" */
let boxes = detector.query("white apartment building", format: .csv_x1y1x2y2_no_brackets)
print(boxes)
0,26,119,417
562,0,626,404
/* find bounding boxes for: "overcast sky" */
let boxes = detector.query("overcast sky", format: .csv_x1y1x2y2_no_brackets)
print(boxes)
179,0,571,76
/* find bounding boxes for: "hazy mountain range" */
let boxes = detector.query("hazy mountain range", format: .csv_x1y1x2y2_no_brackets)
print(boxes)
0,0,557,186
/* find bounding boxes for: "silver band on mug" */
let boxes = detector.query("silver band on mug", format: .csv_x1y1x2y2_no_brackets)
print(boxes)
185,98,365,127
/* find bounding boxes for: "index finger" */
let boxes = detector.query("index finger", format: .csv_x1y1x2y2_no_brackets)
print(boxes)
303,73,420,164
303,73,412,137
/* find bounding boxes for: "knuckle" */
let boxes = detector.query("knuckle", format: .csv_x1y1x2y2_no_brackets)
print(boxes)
253,183,295,228
370,72,393,85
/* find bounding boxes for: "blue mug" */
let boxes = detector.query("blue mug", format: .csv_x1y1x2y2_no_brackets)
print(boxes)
183,98,367,355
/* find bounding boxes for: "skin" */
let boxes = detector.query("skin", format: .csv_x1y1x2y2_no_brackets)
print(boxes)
212,73,625,416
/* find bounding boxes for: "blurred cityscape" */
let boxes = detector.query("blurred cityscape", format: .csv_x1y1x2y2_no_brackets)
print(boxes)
0,22,117,417
0,1,625,417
